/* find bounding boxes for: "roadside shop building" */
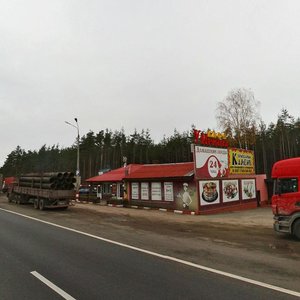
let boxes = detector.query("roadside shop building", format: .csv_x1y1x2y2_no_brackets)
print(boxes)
85,129,268,214
124,129,268,214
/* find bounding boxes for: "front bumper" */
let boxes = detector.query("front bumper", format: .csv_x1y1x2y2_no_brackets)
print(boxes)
273,215,292,234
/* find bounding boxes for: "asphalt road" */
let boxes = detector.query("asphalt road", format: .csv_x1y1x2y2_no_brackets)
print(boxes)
0,208,298,300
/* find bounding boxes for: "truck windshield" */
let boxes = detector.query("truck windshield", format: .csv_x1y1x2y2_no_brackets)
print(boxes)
275,178,298,195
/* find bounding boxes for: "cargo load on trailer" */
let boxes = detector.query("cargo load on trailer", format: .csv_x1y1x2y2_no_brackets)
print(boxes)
271,158,300,239
7,172,76,210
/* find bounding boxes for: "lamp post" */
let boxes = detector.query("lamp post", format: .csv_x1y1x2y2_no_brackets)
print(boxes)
65,118,80,192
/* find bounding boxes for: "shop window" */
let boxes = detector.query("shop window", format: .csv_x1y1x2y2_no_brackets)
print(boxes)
164,182,174,201
141,182,149,200
131,182,139,200
151,182,162,201
103,183,112,194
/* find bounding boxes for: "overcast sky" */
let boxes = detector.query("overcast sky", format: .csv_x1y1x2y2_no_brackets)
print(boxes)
1,0,300,167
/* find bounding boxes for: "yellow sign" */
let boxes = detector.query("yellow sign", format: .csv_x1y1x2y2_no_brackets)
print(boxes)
228,148,255,175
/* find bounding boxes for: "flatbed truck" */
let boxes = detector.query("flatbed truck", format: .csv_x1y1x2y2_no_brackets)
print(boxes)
7,173,76,210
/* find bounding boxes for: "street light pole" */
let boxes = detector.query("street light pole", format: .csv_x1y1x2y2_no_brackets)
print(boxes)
74,118,80,178
65,118,80,192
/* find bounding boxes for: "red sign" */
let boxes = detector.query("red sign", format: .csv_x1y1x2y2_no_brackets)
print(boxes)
193,129,229,148
194,146,229,178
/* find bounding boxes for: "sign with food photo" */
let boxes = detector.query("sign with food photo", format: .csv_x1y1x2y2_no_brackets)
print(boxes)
241,179,256,200
222,180,239,202
199,180,220,205
195,146,228,179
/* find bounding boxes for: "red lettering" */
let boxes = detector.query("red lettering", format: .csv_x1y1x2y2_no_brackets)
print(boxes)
193,129,201,144
193,128,229,148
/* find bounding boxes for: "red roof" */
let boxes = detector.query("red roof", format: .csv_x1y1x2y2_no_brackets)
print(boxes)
86,162,194,182
124,162,194,179
86,164,142,182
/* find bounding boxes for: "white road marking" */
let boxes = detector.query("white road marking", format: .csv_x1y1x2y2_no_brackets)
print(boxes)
31,271,76,300
1,207,300,298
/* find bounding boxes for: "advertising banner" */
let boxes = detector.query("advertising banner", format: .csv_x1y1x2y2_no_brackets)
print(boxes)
195,146,228,178
222,179,239,202
241,179,256,200
175,182,197,211
228,148,255,175
199,180,220,206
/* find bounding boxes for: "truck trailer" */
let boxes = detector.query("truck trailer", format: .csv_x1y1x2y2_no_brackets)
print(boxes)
272,158,300,239
7,172,76,210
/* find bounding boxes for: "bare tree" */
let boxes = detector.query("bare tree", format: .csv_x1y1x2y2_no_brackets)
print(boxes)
216,88,260,149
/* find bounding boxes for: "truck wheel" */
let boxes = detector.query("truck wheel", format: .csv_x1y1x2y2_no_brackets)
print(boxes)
34,199,39,209
39,199,45,210
293,219,300,240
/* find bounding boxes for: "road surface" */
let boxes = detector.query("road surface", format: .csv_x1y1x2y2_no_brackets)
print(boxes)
0,203,299,299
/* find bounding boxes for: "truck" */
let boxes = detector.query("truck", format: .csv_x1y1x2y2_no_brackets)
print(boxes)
272,157,300,239
2,176,16,193
7,172,76,210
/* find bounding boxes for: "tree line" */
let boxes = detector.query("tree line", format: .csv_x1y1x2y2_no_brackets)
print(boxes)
0,128,193,180
1,88,299,180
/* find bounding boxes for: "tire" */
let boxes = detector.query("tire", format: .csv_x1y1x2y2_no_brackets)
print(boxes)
293,219,300,240
34,199,39,209
16,195,21,205
39,199,45,210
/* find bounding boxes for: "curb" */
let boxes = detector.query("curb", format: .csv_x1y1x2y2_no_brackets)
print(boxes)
106,204,196,215
75,201,197,215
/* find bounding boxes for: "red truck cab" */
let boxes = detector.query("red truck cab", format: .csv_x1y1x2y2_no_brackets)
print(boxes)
272,158,300,239
2,177,16,194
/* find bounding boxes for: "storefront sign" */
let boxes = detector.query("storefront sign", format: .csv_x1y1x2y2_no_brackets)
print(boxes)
193,129,229,148
228,148,255,175
195,146,228,178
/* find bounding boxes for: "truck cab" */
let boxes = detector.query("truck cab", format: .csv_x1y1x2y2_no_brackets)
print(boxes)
272,158,300,239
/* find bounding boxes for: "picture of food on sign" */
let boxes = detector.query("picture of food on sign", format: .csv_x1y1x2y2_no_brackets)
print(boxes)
202,181,218,202
241,179,256,200
223,182,238,199
244,183,254,198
